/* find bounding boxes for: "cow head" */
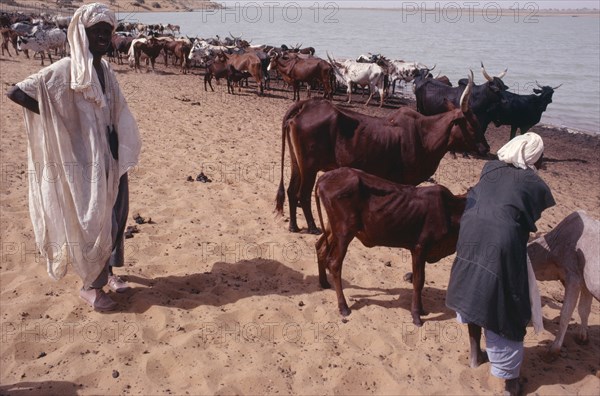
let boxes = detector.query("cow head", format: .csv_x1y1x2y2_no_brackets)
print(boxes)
267,51,281,71
481,62,509,93
16,36,26,49
534,81,561,110
447,70,488,156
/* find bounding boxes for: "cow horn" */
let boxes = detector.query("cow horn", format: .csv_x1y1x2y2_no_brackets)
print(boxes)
429,63,436,72
481,62,493,82
460,70,474,113
535,80,544,89
497,68,507,79
434,70,441,78
552,83,563,90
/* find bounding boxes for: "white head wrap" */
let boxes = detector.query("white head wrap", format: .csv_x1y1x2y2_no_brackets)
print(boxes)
497,132,544,170
67,3,116,105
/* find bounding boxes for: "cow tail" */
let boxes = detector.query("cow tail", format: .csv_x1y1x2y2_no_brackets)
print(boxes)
275,115,288,217
315,183,329,250
275,101,305,217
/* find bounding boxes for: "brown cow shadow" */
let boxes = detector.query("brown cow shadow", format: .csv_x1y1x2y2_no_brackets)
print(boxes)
343,283,455,323
0,381,80,395
116,259,336,313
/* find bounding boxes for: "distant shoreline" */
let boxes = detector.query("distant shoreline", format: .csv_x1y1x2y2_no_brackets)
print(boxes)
2,2,599,17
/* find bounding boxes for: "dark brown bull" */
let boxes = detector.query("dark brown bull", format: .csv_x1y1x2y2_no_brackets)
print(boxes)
315,167,466,326
132,36,165,73
268,53,333,101
275,71,482,234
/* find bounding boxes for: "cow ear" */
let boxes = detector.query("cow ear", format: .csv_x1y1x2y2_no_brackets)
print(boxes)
533,88,542,94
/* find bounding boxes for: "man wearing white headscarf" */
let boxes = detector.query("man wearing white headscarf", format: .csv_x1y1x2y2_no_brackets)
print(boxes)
446,132,554,395
7,3,141,311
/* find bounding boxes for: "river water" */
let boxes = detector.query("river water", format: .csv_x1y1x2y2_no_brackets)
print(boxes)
117,4,600,135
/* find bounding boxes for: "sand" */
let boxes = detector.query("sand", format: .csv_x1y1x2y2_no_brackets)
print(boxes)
1,52,599,395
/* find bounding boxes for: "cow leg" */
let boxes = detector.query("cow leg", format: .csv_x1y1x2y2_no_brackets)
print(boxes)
365,89,374,107
47,51,53,64
575,286,593,345
293,82,300,101
299,171,321,234
548,279,581,358
286,166,302,233
315,233,331,289
326,232,354,316
39,52,45,66
467,323,489,368
410,246,427,326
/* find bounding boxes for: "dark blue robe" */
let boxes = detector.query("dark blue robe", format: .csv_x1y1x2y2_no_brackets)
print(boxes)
446,160,555,341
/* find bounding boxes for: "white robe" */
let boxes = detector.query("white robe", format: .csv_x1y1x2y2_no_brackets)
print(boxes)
17,57,141,285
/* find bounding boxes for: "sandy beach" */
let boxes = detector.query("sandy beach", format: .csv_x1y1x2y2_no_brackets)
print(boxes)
1,50,599,395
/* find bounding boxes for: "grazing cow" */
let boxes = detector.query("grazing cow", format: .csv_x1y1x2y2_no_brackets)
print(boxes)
414,63,508,152
328,54,385,107
17,27,66,65
315,167,467,326
268,52,333,100
527,210,599,359
495,82,561,141
275,72,484,234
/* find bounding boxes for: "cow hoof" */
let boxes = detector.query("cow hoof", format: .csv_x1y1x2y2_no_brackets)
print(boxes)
339,306,351,317
288,225,301,233
412,316,423,327
403,272,413,283
307,227,322,235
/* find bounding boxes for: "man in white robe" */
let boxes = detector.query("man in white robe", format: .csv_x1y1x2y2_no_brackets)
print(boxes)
6,3,141,311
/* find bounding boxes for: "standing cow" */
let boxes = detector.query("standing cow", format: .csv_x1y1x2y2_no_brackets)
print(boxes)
315,167,467,326
495,82,561,141
17,27,67,65
275,71,485,234
527,210,599,360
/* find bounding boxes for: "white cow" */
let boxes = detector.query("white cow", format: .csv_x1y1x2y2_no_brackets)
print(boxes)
327,54,385,107
17,27,67,66
528,210,600,360
387,60,429,95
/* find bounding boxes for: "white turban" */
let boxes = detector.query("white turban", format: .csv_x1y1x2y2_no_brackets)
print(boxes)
67,3,116,105
497,132,544,170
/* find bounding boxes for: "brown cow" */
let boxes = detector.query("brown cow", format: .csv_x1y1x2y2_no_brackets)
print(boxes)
268,52,333,101
111,34,133,65
204,53,251,94
275,71,483,234
130,36,165,73
221,51,264,95
314,167,466,326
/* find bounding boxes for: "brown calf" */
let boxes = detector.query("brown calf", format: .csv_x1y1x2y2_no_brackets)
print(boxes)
315,167,466,326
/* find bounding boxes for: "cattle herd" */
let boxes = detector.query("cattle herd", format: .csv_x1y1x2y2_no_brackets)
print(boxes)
2,10,597,362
